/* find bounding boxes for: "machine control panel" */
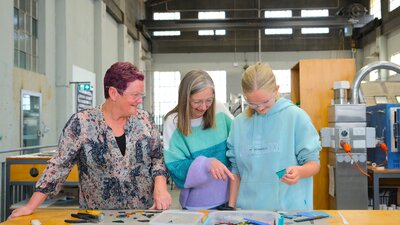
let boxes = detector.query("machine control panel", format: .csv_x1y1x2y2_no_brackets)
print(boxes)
321,127,376,151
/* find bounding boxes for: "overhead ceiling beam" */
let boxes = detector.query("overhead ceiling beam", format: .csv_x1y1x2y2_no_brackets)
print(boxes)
145,0,174,7
139,17,351,31
151,36,351,53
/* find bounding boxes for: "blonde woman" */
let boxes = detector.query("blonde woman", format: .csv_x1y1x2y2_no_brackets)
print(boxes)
227,62,321,210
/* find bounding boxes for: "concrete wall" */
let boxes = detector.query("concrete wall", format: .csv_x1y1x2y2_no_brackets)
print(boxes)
387,28,400,57
361,26,400,80
0,0,17,150
38,0,57,146
0,0,145,152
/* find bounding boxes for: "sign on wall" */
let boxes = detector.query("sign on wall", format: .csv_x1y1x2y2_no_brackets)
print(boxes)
76,82,93,112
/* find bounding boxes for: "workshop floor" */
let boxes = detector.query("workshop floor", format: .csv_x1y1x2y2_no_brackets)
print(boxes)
170,184,181,209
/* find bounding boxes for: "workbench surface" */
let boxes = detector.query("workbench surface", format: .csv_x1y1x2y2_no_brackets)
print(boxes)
2,209,400,225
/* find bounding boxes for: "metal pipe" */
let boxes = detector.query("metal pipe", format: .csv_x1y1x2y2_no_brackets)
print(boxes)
350,61,400,104
377,35,388,80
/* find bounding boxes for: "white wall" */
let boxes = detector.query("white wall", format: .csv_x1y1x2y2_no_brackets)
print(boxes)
55,0,96,133
0,0,143,151
151,50,353,101
387,28,400,57
38,0,57,146
0,0,16,149
361,26,400,80
126,35,135,63
70,0,95,70
54,0,122,134
118,25,135,63
103,12,119,76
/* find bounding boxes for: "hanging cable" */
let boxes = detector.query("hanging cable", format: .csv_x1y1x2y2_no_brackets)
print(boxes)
340,140,371,179
376,141,388,167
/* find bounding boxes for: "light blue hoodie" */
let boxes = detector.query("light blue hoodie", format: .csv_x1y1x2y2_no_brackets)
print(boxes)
226,98,321,210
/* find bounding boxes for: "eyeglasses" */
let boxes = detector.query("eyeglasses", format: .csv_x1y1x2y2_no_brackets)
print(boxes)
245,93,276,109
123,91,145,100
107,86,145,100
190,97,214,107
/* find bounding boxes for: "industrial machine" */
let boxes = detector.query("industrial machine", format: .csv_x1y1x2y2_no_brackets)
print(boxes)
366,104,400,169
321,61,400,209
228,93,247,117
321,81,375,209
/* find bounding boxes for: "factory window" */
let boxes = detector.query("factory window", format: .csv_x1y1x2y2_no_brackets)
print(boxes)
153,12,180,20
273,70,291,94
198,30,215,36
390,0,400,11
215,30,226,35
153,71,181,131
199,30,226,36
264,10,293,35
389,52,400,76
153,31,181,36
198,11,226,36
301,28,329,34
369,70,379,81
152,12,181,37
198,11,225,19
207,70,227,103
300,9,329,34
370,0,382,19
301,9,329,17
265,10,292,18
265,28,293,35
14,0,38,72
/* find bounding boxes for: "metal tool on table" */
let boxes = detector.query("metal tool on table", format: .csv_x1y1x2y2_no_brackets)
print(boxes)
64,212,104,223
293,215,329,223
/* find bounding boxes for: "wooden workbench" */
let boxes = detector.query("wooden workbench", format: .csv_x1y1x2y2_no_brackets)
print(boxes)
2,209,400,225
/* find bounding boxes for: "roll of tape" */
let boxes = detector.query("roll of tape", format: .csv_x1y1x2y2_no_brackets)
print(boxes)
31,219,41,225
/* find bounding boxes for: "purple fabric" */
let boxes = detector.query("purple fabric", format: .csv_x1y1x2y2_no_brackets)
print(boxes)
179,156,229,209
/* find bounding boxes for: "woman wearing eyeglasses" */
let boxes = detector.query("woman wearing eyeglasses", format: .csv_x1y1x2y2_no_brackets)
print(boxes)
8,62,171,220
163,70,234,210
226,62,321,210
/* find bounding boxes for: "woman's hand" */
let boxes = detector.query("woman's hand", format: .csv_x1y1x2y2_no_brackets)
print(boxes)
7,192,47,220
7,206,34,220
150,188,172,210
281,166,302,185
150,176,172,210
281,162,320,185
210,158,235,181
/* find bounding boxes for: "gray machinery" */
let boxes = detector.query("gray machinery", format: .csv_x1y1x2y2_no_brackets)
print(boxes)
228,94,247,117
321,61,400,209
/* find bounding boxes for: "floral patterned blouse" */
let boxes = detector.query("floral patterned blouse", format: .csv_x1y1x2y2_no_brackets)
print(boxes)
35,105,168,209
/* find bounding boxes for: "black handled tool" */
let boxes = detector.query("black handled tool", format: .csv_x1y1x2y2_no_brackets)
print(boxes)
64,212,103,223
